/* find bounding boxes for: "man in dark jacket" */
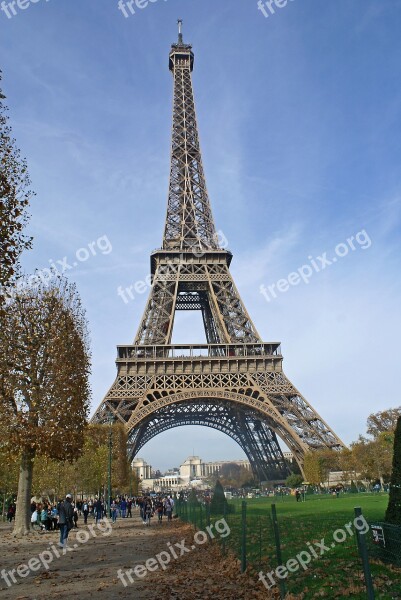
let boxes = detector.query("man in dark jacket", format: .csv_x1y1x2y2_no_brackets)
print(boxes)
94,498,103,524
58,494,74,547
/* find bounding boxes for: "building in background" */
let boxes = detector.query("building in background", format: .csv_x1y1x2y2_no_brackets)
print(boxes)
139,456,252,492
132,458,153,481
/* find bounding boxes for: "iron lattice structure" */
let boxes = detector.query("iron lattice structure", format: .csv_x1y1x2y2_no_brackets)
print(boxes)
92,24,344,481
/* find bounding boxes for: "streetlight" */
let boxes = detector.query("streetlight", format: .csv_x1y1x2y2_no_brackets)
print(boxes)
108,413,113,518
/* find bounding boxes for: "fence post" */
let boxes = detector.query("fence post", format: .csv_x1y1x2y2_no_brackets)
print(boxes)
241,500,247,573
222,500,227,555
271,503,287,599
354,507,375,600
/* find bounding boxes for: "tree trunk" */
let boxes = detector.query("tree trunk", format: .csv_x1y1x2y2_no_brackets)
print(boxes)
13,446,35,537
2,492,6,522
385,416,401,525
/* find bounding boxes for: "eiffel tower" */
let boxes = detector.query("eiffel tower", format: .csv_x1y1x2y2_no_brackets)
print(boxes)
92,22,344,481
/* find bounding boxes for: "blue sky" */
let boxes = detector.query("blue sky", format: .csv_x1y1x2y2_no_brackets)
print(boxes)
1,0,401,471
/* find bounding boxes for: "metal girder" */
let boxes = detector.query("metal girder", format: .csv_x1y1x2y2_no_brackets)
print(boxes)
134,261,261,345
164,39,218,252
128,400,290,481
91,25,345,480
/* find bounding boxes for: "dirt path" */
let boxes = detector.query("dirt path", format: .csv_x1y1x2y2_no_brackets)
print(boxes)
0,513,280,600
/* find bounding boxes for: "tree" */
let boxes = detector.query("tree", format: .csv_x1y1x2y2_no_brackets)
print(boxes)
385,416,401,525
303,449,340,486
338,448,357,486
0,279,91,536
32,458,75,503
217,462,255,488
0,73,33,297
70,426,109,497
350,437,375,482
303,452,321,485
285,474,303,488
350,433,394,485
367,408,401,439
210,480,230,515
31,424,132,500
220,462,241,485
188,488,200,506
129,468,140,496
74,423,130,495
111,424,130,492
373,432,394,482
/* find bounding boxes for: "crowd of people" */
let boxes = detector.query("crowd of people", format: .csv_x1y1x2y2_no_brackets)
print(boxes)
5,493,177,532
134,495,175,526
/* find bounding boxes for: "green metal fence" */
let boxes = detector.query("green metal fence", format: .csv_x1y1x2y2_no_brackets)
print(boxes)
175,500,401,599
368,522,401,566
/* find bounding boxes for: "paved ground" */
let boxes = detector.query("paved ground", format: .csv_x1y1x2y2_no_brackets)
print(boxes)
0,514,282,600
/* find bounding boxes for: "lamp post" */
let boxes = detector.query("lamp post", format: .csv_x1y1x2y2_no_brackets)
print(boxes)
108,414,113,518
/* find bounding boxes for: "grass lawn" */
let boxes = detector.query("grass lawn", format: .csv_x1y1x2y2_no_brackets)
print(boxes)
222,493,401,598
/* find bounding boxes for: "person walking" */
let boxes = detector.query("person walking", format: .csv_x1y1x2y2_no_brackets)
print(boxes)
164,496,173,522
156,499,164,524
40,505,47,531
6,505,15,523
94,498,103,524
144,500,153,526
31,508,40,530
58,494,74,548
51,505,58,530
73,506,79,528
138,497,145,522
111,500,118,523
82,500,89,524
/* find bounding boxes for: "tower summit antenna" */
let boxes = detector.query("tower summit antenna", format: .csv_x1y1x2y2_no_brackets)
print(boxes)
177,18,183,44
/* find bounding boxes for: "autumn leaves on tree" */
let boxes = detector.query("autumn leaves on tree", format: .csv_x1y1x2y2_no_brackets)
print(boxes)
32,424,135,500
302,408,401,488
0,280,91,536
0,74,91,537
0,72,33,300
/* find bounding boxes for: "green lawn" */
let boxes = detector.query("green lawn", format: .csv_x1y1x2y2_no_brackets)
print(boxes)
237,491,389,520
221,493,401,599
